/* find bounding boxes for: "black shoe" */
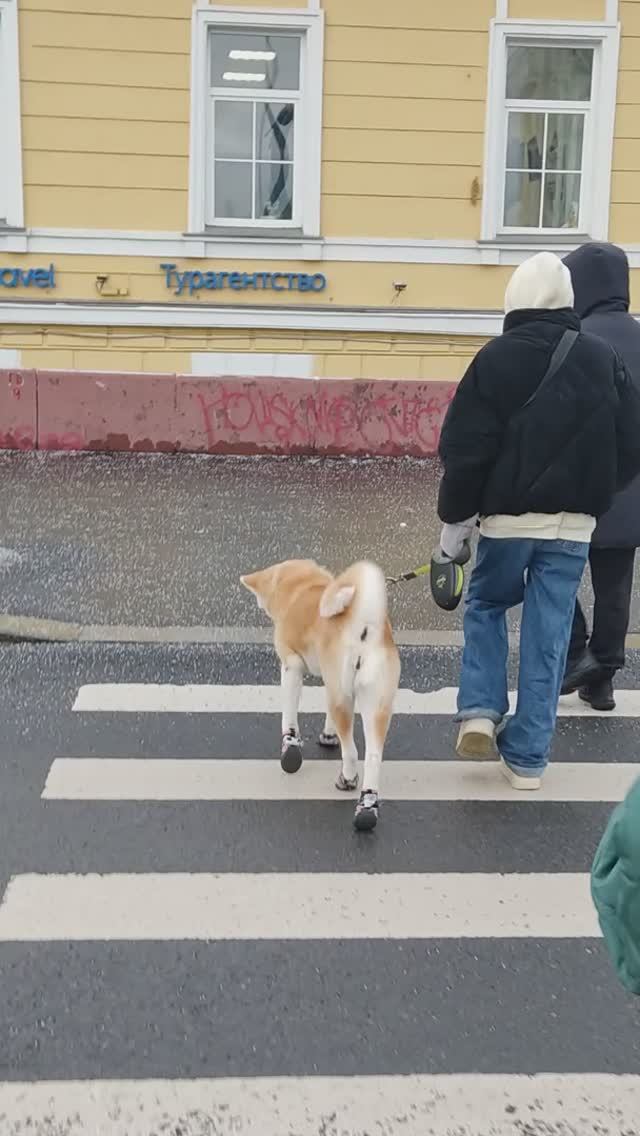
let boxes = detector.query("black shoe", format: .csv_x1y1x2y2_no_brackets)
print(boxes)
561,650,602,696
579,676,615,712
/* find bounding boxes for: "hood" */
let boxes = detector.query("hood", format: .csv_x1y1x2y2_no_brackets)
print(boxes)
504,252,574,315
563,242,630,318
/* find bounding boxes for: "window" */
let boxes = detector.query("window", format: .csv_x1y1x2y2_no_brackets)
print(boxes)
0,0,23,229
210,31,300,225
190,7,323,236
482,20,620,241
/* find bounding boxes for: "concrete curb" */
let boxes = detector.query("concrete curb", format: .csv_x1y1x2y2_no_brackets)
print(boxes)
3,611,640,649
0,614,466,646
0,368,456,457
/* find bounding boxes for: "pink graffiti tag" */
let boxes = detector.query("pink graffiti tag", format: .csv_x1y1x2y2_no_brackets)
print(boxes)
197,384,455,455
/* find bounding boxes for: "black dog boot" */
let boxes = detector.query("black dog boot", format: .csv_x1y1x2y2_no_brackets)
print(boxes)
318,731,340,748
281,730,303,774
580,675,616,712
353,790,379,832
336,771,359,792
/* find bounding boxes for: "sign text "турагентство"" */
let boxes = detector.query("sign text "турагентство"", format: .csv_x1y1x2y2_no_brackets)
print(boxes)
160,264,327,296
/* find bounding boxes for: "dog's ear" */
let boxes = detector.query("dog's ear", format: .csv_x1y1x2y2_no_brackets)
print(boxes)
240,571,261,596
240,569,271,611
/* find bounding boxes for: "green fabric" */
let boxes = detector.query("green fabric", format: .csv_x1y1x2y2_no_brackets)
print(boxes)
591,776,640,995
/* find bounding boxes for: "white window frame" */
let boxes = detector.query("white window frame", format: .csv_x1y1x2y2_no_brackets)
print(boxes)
482,19,620,242
189,4,324,237
0,0,24,229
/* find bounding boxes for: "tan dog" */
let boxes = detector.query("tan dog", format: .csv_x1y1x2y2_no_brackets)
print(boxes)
241,559,401,830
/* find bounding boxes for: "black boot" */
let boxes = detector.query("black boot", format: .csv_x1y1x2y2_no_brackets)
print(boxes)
561,649,602,696
579,675,616,712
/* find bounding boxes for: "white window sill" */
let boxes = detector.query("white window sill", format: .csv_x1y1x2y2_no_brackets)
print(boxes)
480,233,590,246
193,227,309,241
0,227,28,253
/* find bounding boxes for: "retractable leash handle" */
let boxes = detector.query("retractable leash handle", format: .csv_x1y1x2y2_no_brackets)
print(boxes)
429,539,471,611
386,541,470,611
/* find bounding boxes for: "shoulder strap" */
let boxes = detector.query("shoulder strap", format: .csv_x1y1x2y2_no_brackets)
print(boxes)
522,329,579,410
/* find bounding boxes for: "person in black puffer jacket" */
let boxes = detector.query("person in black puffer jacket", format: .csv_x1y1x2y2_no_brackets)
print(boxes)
438,251,640,790
561,243,640,711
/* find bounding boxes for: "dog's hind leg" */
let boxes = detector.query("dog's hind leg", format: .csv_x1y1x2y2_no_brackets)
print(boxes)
353,684,395,831
327,695,359,791
319,699,340,748
280,659,304,774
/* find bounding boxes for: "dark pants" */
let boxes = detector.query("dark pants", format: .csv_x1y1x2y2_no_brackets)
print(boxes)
568,547,636,675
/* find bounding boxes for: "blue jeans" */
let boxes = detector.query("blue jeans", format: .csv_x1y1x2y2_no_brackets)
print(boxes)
457,536,589,776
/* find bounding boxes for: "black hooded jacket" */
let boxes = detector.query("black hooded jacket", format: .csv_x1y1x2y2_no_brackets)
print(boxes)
438,305,640,527
563,242,640,547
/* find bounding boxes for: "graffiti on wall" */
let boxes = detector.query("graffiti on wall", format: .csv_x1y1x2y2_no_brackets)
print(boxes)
196,383,455,454
0,369,457,456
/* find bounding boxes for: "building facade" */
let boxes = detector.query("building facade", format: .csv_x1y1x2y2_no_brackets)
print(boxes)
0,0,636,384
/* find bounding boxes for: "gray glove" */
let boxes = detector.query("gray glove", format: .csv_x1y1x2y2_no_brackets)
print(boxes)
439,516,477,562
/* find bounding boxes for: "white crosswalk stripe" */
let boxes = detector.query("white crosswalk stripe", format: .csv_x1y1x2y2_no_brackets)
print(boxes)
43,756,640,802
72,681,640,717
0,1074,638,1136
0,871,598,940
3,675,640,1133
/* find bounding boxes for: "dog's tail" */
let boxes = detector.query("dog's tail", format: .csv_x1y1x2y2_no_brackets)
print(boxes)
319,560,388,634
320,561,397,703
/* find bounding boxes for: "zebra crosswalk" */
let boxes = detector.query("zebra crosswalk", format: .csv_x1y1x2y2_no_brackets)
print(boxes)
2,665,640,1134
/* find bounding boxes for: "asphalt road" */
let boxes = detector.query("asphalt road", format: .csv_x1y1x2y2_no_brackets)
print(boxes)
0,640,639,1133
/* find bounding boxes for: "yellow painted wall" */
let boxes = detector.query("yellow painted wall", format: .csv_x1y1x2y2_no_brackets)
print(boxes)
17,1,638,250
18,0,491,238
7,0,640,379
611,2,640,242
509,0,605,17
4,324,487,382
0,253,514,310
3,248,640,313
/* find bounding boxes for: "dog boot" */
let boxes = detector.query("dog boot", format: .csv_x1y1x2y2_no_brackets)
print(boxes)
281,730,303,774
353,790,379,831
318,731,340,748
336,771,359,791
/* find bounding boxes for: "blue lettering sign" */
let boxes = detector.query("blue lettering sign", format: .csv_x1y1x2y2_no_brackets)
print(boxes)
0,264,55,289
160,264,327,295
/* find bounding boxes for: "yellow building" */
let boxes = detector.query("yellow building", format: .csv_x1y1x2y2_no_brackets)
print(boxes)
0,0,637,383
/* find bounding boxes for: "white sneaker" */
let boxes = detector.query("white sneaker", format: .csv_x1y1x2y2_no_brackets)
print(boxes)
456,718,496,759
499,757,541,791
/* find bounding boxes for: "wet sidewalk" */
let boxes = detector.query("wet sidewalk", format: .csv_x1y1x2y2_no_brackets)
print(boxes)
0,451,635,640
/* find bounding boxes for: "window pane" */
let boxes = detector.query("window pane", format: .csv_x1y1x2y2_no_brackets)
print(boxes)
546,113,584,171
506,46,593,101
215,160,253,219
255,162,293,220
503,170,541,227
214,101,253,160
506,112,544,170
211,31,301,90
256,102,295,162
543,172,581,228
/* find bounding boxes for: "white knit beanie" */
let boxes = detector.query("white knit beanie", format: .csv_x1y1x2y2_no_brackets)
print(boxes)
504,251,574,314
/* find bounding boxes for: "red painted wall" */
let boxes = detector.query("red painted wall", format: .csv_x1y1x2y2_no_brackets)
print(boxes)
0,369,456,456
